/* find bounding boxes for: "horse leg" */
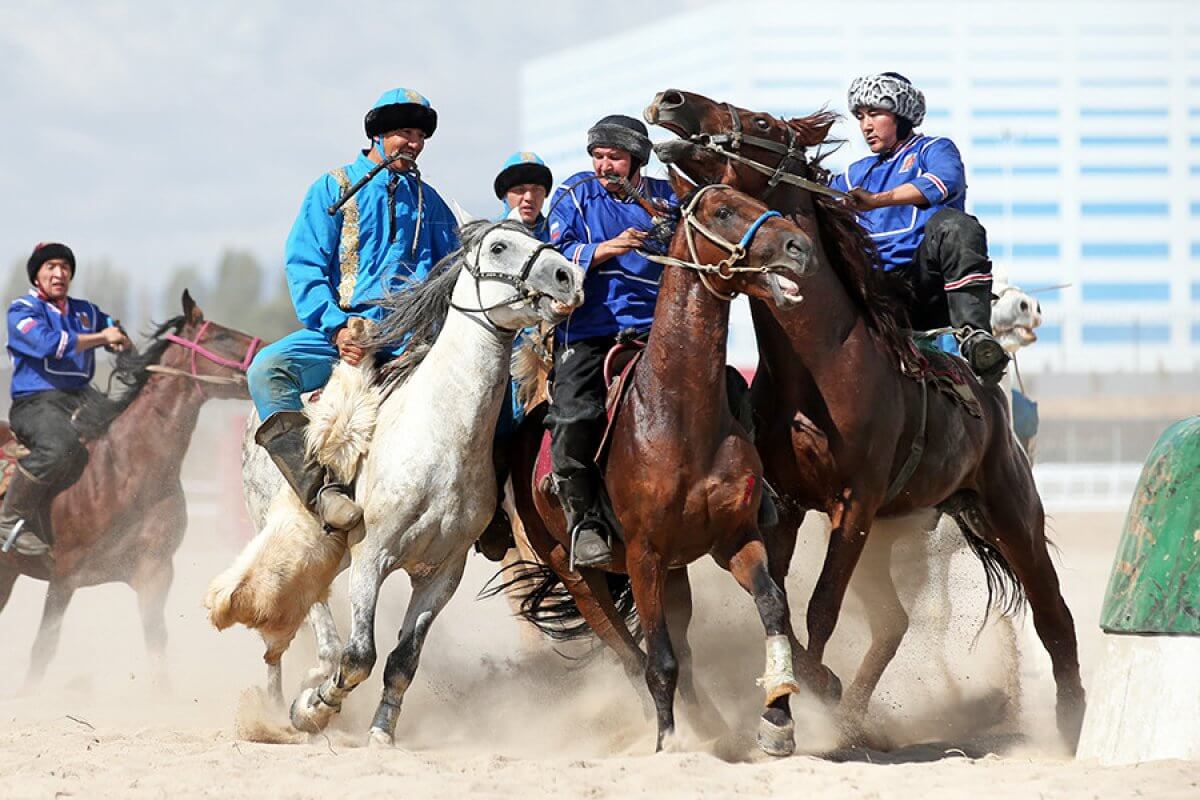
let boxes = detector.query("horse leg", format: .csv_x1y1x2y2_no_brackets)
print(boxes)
23,580,75,690
664,568,728,740
764,508,840,700
290,546,384,734
626,541,677,751
368,559,466,746
131,559,174,689
716,534,802,757
805,500,875,696
301,601,343,690
842,531,908,726
971,487,1085,750
0,565,19,614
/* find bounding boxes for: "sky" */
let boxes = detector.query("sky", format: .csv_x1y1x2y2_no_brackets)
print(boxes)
0,1,712,293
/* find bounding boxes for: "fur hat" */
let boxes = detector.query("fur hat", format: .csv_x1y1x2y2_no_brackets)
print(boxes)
364,87,438,139
847,72,926,127
26,242,75,284
494,151,553,199
587,114,652,167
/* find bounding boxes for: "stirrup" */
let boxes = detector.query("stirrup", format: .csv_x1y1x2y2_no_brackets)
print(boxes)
568,516,612,571
1,518,26,554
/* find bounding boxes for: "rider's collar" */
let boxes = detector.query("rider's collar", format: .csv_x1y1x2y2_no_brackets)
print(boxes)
879,134,921,163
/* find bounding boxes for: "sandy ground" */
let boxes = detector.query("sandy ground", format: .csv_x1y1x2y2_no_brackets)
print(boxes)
0,422,1195,798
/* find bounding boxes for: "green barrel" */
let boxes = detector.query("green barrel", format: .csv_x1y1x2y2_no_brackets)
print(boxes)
1100,416,1200,635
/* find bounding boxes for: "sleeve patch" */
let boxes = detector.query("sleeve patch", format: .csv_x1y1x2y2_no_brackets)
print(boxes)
16,318,36,334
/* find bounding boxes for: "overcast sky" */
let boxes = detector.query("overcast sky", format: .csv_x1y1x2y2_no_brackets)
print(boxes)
0,1,711,292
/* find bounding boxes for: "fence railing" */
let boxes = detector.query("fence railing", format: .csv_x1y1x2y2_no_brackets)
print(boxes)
1032,461,1142,511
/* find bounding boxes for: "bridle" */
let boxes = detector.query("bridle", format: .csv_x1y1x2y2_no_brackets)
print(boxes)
643,184,790,302
685,103,850,201
146,320,261,388
448,224,561,334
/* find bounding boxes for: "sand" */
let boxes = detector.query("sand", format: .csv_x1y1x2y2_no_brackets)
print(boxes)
1,428,1196,800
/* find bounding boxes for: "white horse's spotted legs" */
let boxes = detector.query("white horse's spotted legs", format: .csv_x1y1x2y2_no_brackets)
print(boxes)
367,563,465,747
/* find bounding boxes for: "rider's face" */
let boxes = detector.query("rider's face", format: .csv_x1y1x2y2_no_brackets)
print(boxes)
856,108,899,154
505,183,548,226
378,127,426,167
35,260,71,300
591,146,636,193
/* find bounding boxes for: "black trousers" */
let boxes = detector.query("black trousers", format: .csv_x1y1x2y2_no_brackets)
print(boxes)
902,207,993,331
9,389,90,487
546,336,615,480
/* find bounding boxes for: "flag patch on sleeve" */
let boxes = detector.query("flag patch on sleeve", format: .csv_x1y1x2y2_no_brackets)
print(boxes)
16,318,36,334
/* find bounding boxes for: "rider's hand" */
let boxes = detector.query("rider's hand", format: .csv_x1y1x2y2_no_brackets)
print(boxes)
335,325,366,366
606,228,649,255
101,326,131,352
848,188,879,211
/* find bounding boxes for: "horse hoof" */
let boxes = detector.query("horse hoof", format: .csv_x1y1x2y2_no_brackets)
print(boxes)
367,727,394,748
757,715,796,757
290,687,338,734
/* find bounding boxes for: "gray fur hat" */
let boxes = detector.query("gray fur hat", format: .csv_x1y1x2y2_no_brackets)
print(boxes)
587,114,652,166
847,72,926,127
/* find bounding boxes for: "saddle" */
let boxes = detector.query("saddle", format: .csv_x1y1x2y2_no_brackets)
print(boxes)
902,334,983,418
0,423,26,498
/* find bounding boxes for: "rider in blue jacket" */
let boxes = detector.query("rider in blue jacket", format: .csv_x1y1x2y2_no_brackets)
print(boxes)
545,115,676,567
247,88,460,532
830,72,1009,384
1,243,131,557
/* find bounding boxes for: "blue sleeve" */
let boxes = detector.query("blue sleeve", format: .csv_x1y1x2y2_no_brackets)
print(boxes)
914,139,966,205
425,189,461,268
829,170,850,193
547,184,597,270
7,302,71,359
284,175,350,341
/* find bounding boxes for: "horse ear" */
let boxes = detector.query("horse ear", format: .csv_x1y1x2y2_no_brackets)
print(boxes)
181,289,204,323
667,167,697,199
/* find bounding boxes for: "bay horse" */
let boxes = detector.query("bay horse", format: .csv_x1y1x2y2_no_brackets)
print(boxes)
0,291,260,686
216,221,585,746
506,173,821,756
644,89,1085,749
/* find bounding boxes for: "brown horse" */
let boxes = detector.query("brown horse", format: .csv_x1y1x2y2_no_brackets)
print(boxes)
0,291,260,686
505,174,820,755
644,89,1086,749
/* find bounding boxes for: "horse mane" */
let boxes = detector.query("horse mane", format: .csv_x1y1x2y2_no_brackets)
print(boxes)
370,219,525,384
73,315,187,439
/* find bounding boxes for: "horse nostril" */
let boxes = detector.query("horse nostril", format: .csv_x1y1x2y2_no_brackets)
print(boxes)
784,237,809,261
555,267,570,287
660,90,684,109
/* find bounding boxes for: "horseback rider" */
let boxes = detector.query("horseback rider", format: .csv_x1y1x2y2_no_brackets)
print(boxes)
831,72,1010,384
494,150,553,241
474,151,556,562
1,242,132,557
545,115,676,567
246,88,460,531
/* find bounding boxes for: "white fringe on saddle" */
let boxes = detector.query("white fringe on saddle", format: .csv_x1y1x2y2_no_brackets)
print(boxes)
303,318,381,485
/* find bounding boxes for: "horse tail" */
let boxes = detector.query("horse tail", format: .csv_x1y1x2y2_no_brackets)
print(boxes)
479,560,640,644
304,359,380,485
943,497,1026,618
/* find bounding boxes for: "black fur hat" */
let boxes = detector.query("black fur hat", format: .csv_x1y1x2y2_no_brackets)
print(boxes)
26,242,75,284
587,114,652,167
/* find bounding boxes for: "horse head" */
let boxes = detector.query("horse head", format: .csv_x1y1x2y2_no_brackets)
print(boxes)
662,170,813,308
646,89,838,198
459,220,584,331
991,283,1043,354
157,290,263,399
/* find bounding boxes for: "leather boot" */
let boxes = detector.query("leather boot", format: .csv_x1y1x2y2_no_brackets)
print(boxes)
948,288,1009,385
255,411,362,531
0,465,55,558
554,470,613,569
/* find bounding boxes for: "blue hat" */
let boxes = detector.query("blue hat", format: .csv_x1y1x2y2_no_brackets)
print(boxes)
364,88,438,138
493,151,553,199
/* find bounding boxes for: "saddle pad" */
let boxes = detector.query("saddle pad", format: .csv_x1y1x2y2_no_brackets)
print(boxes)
0,424,28,498
905,336,982,417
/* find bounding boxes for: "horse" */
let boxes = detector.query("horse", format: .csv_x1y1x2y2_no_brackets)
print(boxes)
208,220,584,746
0,291,260,686
500,173,821,756
645,89,1086,750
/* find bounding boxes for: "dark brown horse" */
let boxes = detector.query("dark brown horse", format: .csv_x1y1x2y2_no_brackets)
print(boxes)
644,89,1086,749
0,291,260,686
506,174,819,755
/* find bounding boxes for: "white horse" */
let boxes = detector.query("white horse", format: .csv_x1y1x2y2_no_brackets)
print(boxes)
208,220,584,745
834,278,1046,732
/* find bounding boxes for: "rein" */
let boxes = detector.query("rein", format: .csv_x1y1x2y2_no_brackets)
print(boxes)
147,321,261,387
643,184,784,301
448,225,559,334
686,104,850,202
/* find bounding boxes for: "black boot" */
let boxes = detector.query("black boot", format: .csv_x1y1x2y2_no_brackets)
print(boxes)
0,466,55,558
554,470,613,569
948,288,1010,386
255,411,362,531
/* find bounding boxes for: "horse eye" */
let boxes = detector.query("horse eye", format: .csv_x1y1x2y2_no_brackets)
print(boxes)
716,205,734,220
754,117,770,130
1020,301,1029,312
490,242,507,255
